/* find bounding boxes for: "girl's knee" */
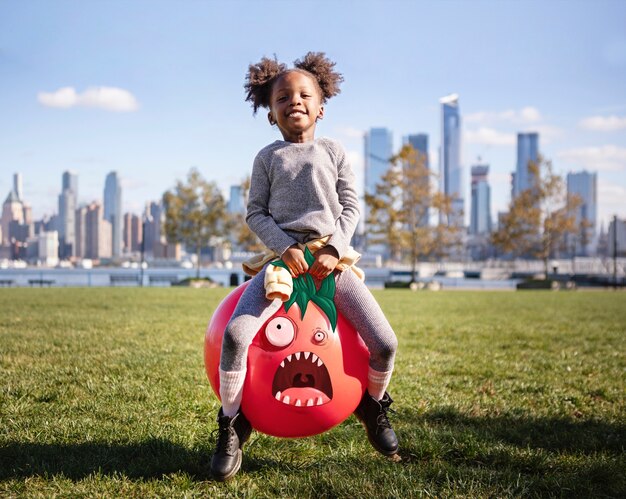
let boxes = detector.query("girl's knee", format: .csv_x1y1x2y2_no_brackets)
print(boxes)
223,317,253,353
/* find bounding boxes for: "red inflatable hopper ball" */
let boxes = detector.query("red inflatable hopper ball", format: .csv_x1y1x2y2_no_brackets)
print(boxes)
204,277,370,438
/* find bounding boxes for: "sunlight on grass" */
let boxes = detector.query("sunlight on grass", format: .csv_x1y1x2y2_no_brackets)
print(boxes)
1,288,624,496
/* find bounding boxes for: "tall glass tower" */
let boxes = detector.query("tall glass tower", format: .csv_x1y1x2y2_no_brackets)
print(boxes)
363,127,393,248
104,171,122,258
470,164,492,235
567,170,597,255
404,134,430,226
439,94,463,226
58,171,78,258
514,132,539,197
364,128,393,195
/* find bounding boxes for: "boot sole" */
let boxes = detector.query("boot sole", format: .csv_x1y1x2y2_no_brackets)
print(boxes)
356,417,399,457
212,449,242,482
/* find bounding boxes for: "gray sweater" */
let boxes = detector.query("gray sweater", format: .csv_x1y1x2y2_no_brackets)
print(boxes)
246,137,360,259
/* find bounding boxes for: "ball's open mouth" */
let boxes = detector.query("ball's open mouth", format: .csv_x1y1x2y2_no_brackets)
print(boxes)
272,351,333,407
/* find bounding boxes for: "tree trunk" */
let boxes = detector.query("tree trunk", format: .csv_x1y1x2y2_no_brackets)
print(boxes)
196,245,201,280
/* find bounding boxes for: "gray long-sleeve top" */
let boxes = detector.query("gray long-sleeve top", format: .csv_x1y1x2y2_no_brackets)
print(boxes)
246,137,360,259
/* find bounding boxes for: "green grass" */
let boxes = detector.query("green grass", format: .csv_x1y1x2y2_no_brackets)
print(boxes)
1,288,625,498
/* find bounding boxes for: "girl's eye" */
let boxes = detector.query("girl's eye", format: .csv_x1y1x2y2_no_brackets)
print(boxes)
313,330,327,344
265,317,295,347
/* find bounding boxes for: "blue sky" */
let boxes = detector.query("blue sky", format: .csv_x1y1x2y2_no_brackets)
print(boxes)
1,0,625,229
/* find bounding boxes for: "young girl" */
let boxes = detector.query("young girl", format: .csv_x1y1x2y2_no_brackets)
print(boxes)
211,52,399,481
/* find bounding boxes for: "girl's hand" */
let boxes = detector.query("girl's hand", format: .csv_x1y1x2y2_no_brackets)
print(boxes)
281,245,309,277
310,246,339,280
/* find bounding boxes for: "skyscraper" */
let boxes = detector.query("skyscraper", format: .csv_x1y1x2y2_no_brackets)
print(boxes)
123,212,143,253
58,171,78,258
228,185,244,215
85,201,112,260
62,171,78,199
470,164,492,235
364,128,393,195
104,171,122,257
404,134,430,226
514,132,539,197
13,173,23,201
439,94,463,227
405,134,429,169
567,170,597,255
364,127,393,248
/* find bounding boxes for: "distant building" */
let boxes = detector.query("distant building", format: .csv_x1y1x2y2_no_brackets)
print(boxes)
470,164,492,235
228,185,245,215
58,191,76,258
364,127,393,250
85,202,112,260
608,217,626,257
514,132,539,197
123,212,143,253
440,94,464,227
38,231,59,267
104,171,122,258
13,173,23,201
75,205,88,258
0,181,32,245
567,170,597,256
403,133,430,227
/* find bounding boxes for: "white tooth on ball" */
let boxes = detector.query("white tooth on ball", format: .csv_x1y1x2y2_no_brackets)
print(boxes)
275,391,282,400
282,395,290,405
317,358,323,367
287,354,292,362
311,354,318,364
295,352,300,360
316,396,323,406
295,399,302,407
304,352,310,360
306,398,314,406
280,360,285,368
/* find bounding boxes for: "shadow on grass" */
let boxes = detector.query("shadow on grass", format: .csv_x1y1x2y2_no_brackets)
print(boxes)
415,406,625,453
0,439,280,482
397,407,626,496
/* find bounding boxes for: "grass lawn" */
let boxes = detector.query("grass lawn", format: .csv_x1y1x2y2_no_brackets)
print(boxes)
1,288,624,497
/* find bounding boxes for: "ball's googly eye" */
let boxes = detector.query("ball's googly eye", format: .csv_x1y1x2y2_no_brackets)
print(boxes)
313,329,327,344
265,317,295,347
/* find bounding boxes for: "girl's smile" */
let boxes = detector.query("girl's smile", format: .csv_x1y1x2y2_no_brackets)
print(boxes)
269,71,324,143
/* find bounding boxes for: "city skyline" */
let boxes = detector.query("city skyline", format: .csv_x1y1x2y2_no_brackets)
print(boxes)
1,1,625,228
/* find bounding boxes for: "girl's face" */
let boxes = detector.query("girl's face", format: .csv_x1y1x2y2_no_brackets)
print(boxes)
268,71,324,143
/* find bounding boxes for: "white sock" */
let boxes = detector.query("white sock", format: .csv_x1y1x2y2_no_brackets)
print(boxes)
367,367,393,401
219,368,247,417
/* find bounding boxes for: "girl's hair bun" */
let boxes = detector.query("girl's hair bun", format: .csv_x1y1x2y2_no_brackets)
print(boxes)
293,52,343,102
244,56,287,114
244,52,343,113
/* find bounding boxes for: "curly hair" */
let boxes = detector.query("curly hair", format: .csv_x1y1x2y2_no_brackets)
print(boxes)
244,52,343,115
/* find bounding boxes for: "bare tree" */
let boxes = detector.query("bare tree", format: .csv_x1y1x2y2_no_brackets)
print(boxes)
492,156,581,276
365,145,460,282
163,168,227,278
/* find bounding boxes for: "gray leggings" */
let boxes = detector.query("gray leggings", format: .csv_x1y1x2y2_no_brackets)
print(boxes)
220,266,398,372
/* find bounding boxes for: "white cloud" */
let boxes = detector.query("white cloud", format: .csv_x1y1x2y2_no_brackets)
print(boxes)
579,115,626,132
464,127,516,146
557,145,626,172
38,86,139,112
597,180,626,224
465,106,542,125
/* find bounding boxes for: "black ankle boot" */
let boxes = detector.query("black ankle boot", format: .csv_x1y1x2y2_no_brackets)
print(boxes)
210,408,252,481
354,391,399,456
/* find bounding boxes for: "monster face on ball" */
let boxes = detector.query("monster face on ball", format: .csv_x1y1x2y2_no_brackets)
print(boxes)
204,250,370,438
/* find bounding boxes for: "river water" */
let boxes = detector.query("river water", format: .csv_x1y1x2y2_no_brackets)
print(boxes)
0,267,520,290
